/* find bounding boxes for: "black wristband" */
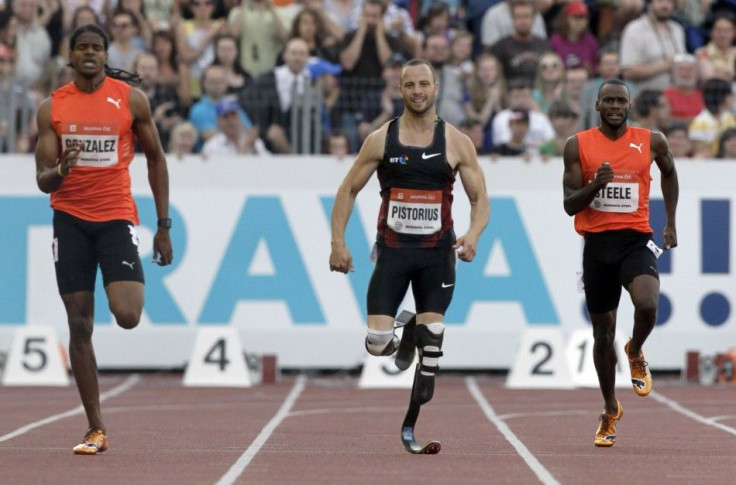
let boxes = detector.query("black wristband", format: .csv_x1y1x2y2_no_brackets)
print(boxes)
157,218,172,229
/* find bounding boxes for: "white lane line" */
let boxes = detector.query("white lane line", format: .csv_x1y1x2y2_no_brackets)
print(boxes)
650,390,736,436
0,374,141,443
466,377,560,485
215,375,306,485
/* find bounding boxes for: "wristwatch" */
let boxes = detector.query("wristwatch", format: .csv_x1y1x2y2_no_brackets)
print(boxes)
157,218,172,229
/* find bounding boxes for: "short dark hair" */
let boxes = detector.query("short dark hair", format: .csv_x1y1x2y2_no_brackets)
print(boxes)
634,89,664,117
597,78,629,98
70,24,109,52
402,58,438,83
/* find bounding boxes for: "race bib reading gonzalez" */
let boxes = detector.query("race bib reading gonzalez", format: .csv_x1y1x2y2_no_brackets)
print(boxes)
61,122,119,168
387,187,442,235
589,173,639,213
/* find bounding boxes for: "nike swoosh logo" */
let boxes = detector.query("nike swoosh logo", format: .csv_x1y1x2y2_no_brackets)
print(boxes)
422,152,441,160
441,283,454,288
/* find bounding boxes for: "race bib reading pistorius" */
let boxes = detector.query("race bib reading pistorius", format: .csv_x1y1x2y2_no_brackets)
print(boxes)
387,187,442,235
61,122,119,168
590,171,639,213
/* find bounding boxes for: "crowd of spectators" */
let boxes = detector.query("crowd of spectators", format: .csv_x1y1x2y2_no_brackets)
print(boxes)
1,0,735,159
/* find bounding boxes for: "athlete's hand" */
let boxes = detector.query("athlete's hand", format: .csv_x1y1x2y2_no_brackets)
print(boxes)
329,245,354,273
152,230,173,266
59,141,82,174
454,234,478,263
663,225,678,250
594,162,614,187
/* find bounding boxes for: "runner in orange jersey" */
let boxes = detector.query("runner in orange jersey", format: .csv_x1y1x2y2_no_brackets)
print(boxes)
35,24,173,455
563,78,679,447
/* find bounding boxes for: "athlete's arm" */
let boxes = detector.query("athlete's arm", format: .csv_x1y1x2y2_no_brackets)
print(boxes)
131,88,174,266
35,98,79,193
562,134,613,216
329,126,386,273
652,130,678,250
450,127,489,263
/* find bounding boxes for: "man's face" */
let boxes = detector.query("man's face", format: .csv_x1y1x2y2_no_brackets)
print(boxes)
362,3,384,30
218,111,242,140
649,0,674,22
11,0,38,23
673,61,698,88
712,18,735,48
667,129,691,157
110,14,136,42
203,66,228,98
598,53,620,80
424,36,449,66
136,55,159,84
507,87,532,109
511,4,535,37
70,31,108,77
283,39,309,75
400,64,438,116
596,84,631,129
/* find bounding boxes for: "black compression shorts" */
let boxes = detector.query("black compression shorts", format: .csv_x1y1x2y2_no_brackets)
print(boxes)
583,229,659,314
367,244,456,317
52,210,145,295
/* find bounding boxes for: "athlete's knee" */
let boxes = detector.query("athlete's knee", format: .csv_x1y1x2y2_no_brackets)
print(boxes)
413,323,444,405
591,321,616,350
68,316,94,343
114,309,141,330
365,328,397,356
633,295,658,323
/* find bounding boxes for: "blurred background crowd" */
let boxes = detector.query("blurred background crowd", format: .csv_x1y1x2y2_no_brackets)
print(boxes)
1,0,735,160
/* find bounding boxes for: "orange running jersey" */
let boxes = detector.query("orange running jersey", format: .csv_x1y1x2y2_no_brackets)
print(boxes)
574,126,653,236
50,77,139,224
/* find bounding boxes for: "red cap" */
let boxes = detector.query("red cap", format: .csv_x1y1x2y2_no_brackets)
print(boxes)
564,2,588,17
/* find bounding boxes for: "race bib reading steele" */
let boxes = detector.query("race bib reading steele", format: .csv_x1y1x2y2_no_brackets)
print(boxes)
387,187,442,235
589,172,639,213
61,122,119,168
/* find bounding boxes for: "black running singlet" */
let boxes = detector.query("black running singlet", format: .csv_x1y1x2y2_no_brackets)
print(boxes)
376,117,456,248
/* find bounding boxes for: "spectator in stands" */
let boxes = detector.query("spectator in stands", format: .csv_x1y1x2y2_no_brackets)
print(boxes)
549,1,598,73
325,128,350,158
448,30,474,81
143,0,179,31
135,53,185,152
492,79,554,151
213,33,252,97
695,11,736,83
202,98,265,155
532,51,566,114
491,108,531,160
663,121,693,158
480,0,549,50
633,89,670,132
117,0,153,48
423,32,466,127
337,0,405,152
357,51,403,142
0,41,35,152
539,99,579,158
107,10,145,71
247,37,313,153
178,0,227,100
490,0,550,86
8,0,52,89
348,0,421,57
190,64,254,147
579,48,633,130
278,6,339,64
620,0,686,91
228,0,289,78
689,78,736,158
419,2,458,41
168,120,199,160
324,0,359,34
59,6,99,62
716,127,736,159
464,52,505,153
460,118,491,156
302,0,346,43
663,53,703,124
151,28,192,107
564,65,589,114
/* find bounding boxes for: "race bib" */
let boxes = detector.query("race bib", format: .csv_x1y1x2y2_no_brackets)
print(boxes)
590,172,639,213
62,122,119,168
387,188,442,235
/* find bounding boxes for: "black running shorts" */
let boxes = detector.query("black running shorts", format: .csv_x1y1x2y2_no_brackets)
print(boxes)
52,210,145,295
367,244,456,317
582,229,659,314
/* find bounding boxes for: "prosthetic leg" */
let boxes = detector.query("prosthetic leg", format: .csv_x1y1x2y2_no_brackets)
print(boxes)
400,321,444,455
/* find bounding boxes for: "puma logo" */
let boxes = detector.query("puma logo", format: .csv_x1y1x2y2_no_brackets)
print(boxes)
107,97,122,109
629,142,643,154
122,260,135,270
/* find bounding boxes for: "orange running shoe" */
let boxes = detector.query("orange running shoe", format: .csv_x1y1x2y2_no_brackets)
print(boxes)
73,427,108,455
625,339,652,396
594,400,623,447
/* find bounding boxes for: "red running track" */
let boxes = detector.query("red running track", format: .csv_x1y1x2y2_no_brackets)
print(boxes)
1,373,735,484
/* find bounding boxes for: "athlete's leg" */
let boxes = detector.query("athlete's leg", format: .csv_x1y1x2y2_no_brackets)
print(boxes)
105,281,144,329
590,310,619,415
413,313,445,404
62,291,105,432
626,274,659,356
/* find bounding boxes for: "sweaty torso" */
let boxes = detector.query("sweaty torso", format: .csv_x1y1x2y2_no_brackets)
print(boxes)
376,117,456,248
50,77,139,224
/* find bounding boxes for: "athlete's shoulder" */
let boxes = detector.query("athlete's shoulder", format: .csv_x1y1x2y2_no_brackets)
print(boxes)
103,77,132,97
51,81,77,100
